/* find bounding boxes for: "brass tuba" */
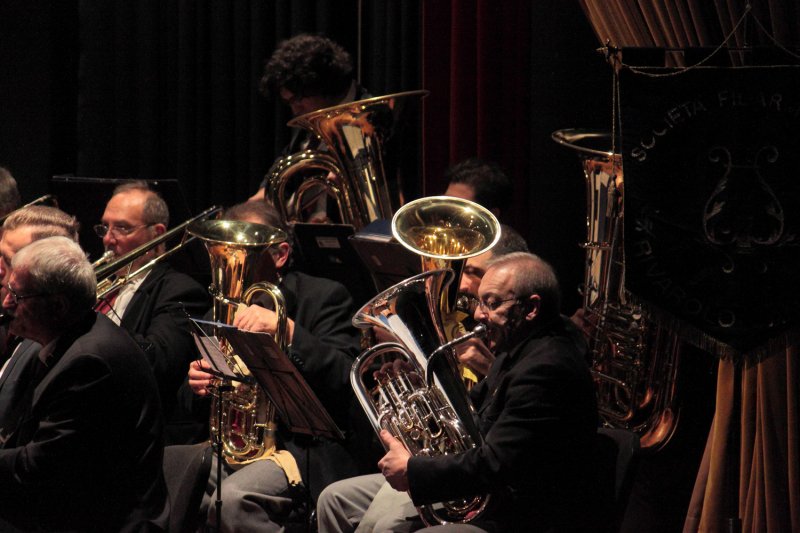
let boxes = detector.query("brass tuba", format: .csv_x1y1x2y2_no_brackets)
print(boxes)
267,90,428,229
187,219,288,462
352,269,490,526
552,128,682,451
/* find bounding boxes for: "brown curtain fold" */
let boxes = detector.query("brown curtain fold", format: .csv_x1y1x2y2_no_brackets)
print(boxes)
685,351,800,532
579,0,800,65
579,2,800,531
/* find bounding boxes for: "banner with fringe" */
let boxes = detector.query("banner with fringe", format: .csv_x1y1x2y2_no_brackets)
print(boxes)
621,65,800,358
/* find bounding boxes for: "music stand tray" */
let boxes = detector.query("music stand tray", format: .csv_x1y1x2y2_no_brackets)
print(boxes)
191,320,343,440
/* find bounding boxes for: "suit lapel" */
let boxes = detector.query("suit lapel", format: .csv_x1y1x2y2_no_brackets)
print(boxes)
120,263,165,330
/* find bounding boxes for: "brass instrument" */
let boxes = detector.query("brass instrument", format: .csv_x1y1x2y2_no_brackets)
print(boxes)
267,90,429,229
187,219,288,462
552,128,681,451
392,196,500,334
352,269,490,525
0,194,59,224
95,205,222,299
391,196,499,389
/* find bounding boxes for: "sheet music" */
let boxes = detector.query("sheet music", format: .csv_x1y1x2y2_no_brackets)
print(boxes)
220,327,345,440
189,318,252,384
189,317,344,440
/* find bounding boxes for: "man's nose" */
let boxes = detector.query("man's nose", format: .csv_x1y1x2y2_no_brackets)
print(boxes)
2,290,15,310
102,231,116,248
474,305,487,323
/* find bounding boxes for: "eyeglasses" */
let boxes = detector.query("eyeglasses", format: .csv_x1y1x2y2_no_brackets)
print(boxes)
93,223,151,238
477,297,521,312
6,282,47,305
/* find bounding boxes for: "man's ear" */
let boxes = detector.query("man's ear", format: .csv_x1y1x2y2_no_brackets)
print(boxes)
272,242,291,269
152,223,167,236
50,294,71,319
524,294,541,321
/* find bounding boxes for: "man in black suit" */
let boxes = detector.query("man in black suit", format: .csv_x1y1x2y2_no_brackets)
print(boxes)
186,201,368,532
317,252,598,533
0,206,81,441
0,236,168,532
97,181,210,443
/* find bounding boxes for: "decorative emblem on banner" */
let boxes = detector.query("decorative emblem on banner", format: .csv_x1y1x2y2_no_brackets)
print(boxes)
622,67,800,356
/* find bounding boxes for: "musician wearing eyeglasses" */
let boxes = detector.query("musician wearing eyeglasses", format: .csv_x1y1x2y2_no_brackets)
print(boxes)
454,224,530,379
0,236,168,531
186,201,371,532
0,206,82,450
97,180,210,444
317,253,598,533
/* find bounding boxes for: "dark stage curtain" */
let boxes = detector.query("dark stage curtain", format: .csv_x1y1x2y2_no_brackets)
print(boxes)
2,0,608,311
421,0,612,312
75,0,424,213
76,0,362,213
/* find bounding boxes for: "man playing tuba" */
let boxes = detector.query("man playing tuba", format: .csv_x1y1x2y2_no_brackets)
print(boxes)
187,201,374,532
317,253,598,533
248,34,371,222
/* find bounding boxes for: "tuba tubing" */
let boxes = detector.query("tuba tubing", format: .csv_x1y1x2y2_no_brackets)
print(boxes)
187,219,289,462
267,90,429,229
552,128,682,451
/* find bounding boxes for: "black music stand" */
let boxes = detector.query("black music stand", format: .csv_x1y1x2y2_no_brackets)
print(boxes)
191,318,343,530
292,222,378,307
217,325,343,440
348,219,421,293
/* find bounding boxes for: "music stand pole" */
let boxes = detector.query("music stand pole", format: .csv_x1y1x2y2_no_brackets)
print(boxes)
214,382,232,533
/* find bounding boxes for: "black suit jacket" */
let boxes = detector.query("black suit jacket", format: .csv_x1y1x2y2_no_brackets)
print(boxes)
0,311,168,532
120,261,210,442
407,316,598,533
0,339,41,445
251,270,369,500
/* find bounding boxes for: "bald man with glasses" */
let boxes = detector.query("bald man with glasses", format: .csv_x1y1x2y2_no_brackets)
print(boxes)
97,181,210,444
317,253,598,533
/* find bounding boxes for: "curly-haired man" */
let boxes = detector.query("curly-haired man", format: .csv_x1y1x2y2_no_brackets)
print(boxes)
250,34,369,204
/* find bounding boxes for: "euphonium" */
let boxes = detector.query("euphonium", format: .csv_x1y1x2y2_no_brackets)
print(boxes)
352,269,490,526
187,219,288,462
267,90,428,229
552,128,682,451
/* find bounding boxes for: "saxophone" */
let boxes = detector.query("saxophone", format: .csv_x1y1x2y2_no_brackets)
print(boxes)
187,219,289,462
552,128,682,451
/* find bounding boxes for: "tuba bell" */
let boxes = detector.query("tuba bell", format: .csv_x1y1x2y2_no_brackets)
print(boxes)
187,219,289,462
352,269,490,526
552,128,682,451
267,90,428,229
